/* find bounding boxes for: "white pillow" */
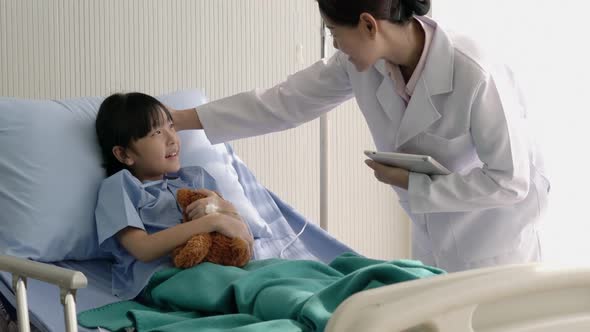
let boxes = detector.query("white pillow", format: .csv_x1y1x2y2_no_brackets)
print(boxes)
0,89,271,262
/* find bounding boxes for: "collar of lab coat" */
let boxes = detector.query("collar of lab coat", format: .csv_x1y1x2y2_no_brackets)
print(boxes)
374,16,455,148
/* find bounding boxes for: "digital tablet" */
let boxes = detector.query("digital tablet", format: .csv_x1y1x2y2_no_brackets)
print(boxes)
364,150,451,175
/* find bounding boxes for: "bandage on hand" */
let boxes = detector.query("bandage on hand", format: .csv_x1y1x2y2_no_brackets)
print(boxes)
205,203,219,215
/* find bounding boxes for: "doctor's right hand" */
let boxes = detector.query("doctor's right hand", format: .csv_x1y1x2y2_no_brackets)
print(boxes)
168,105,204,131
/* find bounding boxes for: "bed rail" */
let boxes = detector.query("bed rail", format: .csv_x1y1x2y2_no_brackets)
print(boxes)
0,255,87,332
326,263,590,332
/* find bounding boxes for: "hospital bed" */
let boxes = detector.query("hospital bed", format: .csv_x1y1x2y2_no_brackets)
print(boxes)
1,94,590,332
1,90,590,332
2,144,590,332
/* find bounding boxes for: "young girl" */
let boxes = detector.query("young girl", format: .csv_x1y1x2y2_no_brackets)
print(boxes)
94,92,253,299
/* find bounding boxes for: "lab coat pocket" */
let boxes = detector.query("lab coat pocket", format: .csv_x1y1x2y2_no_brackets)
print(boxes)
416,132,477,171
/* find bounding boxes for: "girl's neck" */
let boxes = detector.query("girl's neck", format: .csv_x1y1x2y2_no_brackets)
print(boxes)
135,172,165,183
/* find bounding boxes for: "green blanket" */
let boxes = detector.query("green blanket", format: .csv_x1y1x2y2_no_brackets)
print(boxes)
78,253,444,332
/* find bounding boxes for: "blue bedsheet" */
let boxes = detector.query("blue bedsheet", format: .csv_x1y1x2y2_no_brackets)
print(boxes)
227,144,354,263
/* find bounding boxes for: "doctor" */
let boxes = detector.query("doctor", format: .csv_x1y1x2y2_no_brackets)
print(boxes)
172,0,550,272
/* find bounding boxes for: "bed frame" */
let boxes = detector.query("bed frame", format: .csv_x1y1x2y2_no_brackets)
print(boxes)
0,256,87,332
3,254,590,332
327,263,590,332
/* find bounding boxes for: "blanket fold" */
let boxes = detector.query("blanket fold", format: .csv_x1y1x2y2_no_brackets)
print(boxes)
78,253,444,332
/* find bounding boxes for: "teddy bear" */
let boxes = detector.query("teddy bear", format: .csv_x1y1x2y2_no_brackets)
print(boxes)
171,188,252,268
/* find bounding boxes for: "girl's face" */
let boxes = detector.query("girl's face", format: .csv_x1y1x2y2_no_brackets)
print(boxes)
120,110,181,181
322,13,382,72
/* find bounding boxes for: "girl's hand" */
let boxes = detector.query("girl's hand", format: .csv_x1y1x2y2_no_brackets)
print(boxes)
185,189,239,221
200,213,254,247
365,159,410,189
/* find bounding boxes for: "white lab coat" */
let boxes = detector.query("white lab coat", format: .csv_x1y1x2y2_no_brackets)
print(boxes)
197,16,550,272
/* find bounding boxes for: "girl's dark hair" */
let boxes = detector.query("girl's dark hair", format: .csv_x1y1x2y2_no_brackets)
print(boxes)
95,92,173,176
318,0,430,27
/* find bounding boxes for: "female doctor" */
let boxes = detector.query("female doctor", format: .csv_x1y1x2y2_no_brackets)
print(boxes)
172,0,550,272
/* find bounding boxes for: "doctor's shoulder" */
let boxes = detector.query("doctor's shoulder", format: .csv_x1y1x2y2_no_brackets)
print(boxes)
446,30,509,82
324,51,356,73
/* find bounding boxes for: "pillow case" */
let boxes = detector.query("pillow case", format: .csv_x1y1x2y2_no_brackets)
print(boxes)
0,97,105,261
0,89,270,262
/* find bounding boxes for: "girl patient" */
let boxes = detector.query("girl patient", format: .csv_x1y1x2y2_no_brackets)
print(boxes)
94,92,253,299
79,92,443,331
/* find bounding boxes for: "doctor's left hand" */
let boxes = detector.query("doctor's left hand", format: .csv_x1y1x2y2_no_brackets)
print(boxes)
365,160,410,190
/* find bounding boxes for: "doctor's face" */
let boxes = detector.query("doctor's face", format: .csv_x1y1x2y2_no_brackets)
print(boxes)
322,14,381,72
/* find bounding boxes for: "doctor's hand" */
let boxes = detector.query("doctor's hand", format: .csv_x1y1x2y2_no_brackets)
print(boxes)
168,105,204,131
365,160,410,190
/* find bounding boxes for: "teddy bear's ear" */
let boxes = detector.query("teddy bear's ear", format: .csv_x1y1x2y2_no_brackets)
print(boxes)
176,188,194,209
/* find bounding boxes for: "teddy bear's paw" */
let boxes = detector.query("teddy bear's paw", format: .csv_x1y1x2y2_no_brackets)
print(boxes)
228,239,252,267
206,233,251,267
172,233,213,268
172,245,184,258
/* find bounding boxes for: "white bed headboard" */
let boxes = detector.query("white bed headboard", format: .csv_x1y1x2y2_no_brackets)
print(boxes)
0,0,410,260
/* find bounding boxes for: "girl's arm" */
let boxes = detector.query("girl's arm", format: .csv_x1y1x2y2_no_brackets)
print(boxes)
117,213,251,263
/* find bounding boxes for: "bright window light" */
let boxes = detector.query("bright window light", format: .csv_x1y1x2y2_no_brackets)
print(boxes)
434,0,590,264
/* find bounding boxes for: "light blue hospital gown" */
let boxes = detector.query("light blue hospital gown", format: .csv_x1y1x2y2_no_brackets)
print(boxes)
95,166,223,300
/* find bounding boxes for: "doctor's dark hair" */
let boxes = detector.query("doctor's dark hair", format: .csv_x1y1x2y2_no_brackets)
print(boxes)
318,0,430,26
95,92,173,176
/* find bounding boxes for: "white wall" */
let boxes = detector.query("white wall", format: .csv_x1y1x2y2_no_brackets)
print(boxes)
0,0,410,260
433,0,590,264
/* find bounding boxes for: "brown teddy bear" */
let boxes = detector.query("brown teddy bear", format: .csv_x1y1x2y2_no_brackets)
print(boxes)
171,188,252,268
